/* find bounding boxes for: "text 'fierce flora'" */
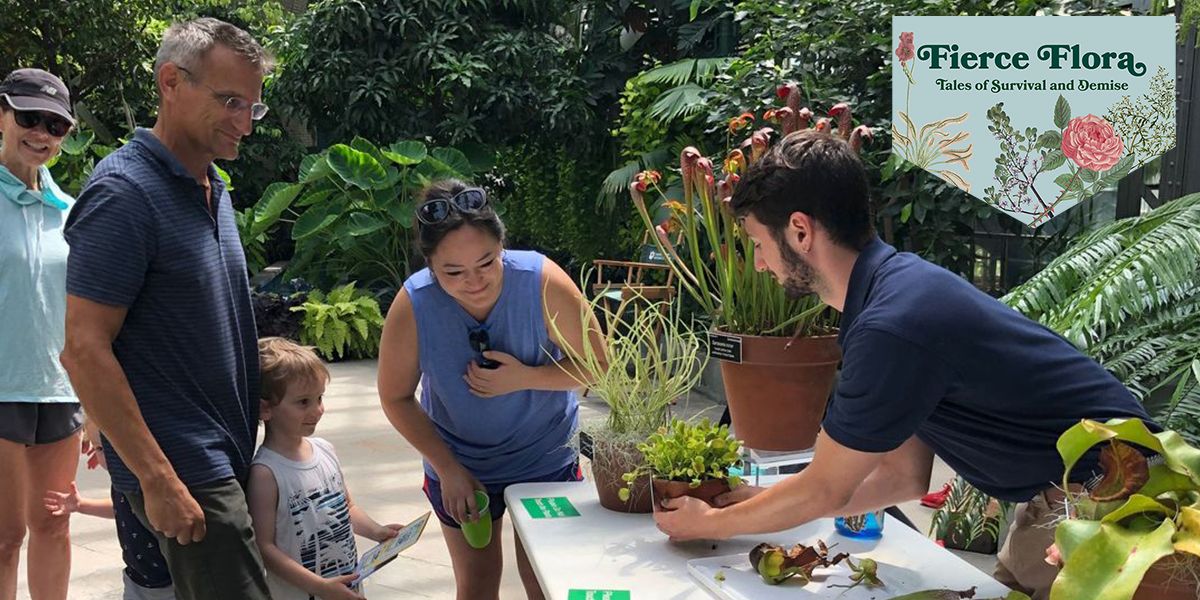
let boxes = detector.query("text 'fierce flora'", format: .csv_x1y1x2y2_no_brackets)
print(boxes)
916,44,1147,77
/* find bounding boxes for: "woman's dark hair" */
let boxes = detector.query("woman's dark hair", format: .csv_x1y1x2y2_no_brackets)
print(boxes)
730,130,874,251
415,178,506,259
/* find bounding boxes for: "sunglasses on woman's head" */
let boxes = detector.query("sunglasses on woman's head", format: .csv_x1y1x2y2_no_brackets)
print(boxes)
416,188,488,225
12,110,71,138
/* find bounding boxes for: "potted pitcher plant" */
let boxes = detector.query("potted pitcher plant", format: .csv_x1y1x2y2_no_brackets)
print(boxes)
628,82,876,452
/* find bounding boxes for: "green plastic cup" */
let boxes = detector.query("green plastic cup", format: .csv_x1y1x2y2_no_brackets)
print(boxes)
461,490,492,549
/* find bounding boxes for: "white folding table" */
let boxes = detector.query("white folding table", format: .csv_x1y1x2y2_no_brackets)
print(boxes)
505,480,1013,600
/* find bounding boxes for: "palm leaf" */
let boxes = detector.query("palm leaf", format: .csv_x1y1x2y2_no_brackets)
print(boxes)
599,160,643,212
648,83,708,122
637,58,733,86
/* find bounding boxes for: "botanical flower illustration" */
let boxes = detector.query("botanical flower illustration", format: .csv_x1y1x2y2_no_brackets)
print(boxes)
1061,114,1124,172
891,30,973,193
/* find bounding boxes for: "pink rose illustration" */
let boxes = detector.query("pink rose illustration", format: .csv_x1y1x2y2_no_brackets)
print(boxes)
896,32,914,64
1061,114,1124,172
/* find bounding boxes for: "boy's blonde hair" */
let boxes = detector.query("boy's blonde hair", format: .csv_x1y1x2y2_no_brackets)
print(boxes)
258,337,330,407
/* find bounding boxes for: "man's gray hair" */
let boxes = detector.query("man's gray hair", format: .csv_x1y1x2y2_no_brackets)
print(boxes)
154,17,274,80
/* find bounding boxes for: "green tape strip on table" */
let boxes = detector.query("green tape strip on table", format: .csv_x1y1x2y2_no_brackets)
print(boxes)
566,590,631,600
521,496,580,519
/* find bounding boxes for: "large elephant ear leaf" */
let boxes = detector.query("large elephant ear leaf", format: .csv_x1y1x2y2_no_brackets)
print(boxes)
327,144,388,190
1090,440,1150,502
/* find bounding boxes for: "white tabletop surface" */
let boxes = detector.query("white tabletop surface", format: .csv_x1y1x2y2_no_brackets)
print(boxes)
505,481,1013,600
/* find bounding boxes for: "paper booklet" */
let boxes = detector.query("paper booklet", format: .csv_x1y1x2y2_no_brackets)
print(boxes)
353,511,432,585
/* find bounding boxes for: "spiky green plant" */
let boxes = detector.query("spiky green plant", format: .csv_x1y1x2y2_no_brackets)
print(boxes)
928,475,1012,550
1003,193,1200,444
545,285,707,438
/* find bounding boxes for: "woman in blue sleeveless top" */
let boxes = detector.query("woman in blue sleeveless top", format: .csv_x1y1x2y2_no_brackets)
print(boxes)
378,179,601,600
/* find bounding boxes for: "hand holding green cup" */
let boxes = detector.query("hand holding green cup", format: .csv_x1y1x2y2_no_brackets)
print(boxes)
461,489,492,549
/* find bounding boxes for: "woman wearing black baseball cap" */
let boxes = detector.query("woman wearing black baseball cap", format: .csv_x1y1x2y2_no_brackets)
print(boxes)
0,67,82,600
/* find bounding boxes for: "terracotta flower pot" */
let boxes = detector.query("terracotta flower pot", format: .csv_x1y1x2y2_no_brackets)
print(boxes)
718,333,840,451
651,478,731,512
1132,554,1200,600
590,441,653,514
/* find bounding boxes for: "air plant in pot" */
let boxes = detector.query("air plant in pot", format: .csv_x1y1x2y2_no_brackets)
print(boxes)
546,287,707,513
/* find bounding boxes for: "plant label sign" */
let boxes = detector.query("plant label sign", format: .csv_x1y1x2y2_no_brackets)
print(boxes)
566,590,631,600
521,497,580,519
891,16,1174,227
709,331,743,363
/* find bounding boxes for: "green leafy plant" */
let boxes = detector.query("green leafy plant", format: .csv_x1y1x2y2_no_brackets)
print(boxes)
1003,193,1200,443
621,417,742,498
928,476,1013,552
1051,418,1200,600
46,128,116,197
249,137,475,291
272,0,606,149
496,144,641,268
291,282,384,360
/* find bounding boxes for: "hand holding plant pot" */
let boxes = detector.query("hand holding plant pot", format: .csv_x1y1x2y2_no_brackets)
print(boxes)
622,418,743,510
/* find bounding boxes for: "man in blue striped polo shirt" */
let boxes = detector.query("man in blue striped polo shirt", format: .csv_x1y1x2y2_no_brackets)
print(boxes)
61,18,273,600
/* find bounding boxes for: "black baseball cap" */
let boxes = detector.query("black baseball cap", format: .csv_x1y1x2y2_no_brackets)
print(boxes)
0,68,74,125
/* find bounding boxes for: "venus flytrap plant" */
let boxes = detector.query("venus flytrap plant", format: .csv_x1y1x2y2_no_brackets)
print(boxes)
621,418,742,500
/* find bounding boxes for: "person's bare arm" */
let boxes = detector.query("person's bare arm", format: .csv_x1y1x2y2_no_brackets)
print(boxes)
531,257,608,389
378,289,466,477
344,485,399,543
657,431,930,540
248,466,363,600
377,289,482,525
60,295,205,544
830,435,933,516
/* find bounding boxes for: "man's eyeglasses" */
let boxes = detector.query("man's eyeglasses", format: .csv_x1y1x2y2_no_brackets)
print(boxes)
11,109,71,138
417,188,488,225
468,326,500,369
177,66,269,121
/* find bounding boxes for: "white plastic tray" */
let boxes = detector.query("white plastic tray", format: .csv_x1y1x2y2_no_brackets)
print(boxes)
688,552,926,600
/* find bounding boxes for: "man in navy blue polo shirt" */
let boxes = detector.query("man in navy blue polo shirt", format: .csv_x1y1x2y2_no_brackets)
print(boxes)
653,130,1153,599
60,18,272,600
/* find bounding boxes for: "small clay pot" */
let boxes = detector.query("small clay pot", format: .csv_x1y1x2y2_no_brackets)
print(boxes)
651,477,731,511
592,451,653,513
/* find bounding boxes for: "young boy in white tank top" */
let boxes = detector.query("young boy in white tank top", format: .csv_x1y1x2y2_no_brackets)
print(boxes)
247,338,402,600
